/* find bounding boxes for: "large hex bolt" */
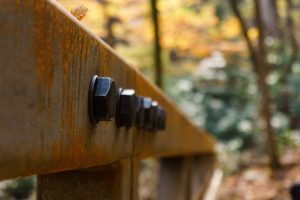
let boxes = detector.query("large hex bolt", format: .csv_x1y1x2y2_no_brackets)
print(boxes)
156,106,166,130
135,96,145,128
116,89,137,128
88,75,117,124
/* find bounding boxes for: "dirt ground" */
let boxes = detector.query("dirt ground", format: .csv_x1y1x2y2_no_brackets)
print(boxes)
217,148,300,200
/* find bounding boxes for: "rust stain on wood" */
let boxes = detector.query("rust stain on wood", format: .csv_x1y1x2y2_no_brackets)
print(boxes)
33,1,54,130
33,1,54,91
57,20,93,162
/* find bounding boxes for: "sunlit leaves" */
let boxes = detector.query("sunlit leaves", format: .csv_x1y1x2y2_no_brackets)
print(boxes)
57,0,245,63
220,17,241,39
71,5,88,21
247,27,258,41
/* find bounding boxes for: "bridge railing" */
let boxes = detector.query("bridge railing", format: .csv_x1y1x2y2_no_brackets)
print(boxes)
0,0,216,199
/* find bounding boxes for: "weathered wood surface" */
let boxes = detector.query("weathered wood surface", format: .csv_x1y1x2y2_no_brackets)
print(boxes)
157,157,194,200
0,0,215,180
190,155,216,200
156,154,215,200
37,160,139,200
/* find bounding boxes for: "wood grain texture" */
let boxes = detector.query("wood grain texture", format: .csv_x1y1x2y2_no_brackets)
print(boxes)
190,155,216,200
156,155,216,200
156,157,194,200
37,160,136,200
0,0,215,180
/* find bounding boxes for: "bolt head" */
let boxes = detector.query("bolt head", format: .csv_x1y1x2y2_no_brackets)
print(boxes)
89,75,117,123
117,89,137,128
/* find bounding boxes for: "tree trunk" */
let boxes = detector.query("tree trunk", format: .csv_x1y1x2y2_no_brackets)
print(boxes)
257,72,281,168
260,0,280,37
228,0,281,169
255,0,281,169
278,0,299,127
150,0,163,88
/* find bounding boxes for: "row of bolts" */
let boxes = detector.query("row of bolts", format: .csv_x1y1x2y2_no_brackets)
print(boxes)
89,75,166,131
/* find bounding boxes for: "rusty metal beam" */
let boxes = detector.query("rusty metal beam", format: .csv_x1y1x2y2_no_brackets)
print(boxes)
0,0,215,180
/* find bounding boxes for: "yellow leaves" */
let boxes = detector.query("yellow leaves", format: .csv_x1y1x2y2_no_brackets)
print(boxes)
57,0,246,61
197,4,218,27
219,17,259,44
247,27,259,41
220,17,240,39
157,0,181,12
71,5,88,21
160,3,217,55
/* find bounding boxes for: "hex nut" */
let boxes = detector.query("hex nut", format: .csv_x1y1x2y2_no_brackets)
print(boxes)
116,89,137,128
89,75,117,123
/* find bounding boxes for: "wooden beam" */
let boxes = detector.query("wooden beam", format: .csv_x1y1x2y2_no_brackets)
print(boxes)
156,157,194,200
156,154,216,200
0,0,215,180
190,154,216,200
37,160,139,200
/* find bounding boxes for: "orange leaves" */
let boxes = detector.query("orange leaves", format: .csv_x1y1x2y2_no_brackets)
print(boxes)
71,5,88,21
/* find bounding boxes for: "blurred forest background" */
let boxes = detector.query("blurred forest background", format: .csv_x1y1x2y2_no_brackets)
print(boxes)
1,0,300,199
